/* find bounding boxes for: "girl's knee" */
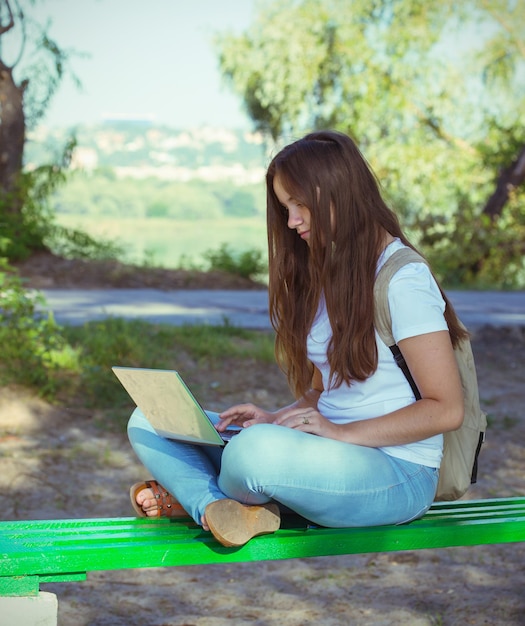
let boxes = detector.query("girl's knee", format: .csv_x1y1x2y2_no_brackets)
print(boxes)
219,425,278,500
127,407,152,444
220,424,280,482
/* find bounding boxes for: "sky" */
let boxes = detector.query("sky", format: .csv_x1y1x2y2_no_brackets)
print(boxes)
8,0,260,129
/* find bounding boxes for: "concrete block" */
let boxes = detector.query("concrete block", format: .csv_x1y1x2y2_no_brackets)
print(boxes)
0,592,58,626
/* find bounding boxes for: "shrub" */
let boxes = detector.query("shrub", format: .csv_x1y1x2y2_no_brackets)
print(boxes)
204,243,265,280
0,259,79,395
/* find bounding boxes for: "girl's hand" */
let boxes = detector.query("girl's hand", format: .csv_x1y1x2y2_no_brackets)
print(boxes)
273,407,338,438
216,403,275,432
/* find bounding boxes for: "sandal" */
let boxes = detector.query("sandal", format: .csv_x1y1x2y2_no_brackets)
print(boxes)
130,480,188,518
205,499,280,547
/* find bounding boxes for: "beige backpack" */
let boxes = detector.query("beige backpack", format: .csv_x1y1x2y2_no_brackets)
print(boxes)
374,247,487,501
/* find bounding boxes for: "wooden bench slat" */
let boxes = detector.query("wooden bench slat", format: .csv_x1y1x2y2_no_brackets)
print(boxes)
1,497,524,596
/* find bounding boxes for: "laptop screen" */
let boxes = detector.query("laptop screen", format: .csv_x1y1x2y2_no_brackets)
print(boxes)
112,366,225,446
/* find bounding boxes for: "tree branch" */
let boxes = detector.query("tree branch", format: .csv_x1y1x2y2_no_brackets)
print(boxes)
482,144,525,220
416,108,478,155
0,0,15,36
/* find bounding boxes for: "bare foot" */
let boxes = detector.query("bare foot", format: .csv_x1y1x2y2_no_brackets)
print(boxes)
131,480,189,519
135,486,162,517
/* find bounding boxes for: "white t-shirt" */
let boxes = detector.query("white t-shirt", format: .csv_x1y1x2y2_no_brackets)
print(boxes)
307,239,448,467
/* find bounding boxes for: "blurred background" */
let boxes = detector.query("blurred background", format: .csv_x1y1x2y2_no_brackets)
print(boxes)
1,0,524,285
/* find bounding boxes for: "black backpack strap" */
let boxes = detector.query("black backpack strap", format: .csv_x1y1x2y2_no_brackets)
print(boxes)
389,344,422,401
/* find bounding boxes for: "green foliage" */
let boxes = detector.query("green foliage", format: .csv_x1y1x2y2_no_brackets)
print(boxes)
46,225,125,261
0,138,75,261
53,171,265,220
0,260,80,396
0,3,86,264
204,243,266,280
421,189,525,289
1,137,123,264
216,0,525,288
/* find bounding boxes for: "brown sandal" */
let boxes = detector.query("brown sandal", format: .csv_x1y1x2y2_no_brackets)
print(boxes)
130,480,188,518
205,499,280,547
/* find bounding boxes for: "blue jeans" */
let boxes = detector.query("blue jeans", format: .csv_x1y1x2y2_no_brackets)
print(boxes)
127,407,438,527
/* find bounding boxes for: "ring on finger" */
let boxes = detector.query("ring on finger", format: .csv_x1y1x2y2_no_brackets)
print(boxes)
302,416,310,425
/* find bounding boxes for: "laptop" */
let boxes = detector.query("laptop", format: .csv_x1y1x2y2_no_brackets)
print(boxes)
112,366,240,446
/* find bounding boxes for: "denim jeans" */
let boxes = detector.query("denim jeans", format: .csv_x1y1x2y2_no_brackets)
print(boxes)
127,407,438,527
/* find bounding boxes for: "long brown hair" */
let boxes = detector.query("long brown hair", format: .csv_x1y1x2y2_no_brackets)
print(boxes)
266,130,467,398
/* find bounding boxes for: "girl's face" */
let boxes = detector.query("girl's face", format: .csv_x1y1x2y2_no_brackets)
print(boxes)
273,175,312,245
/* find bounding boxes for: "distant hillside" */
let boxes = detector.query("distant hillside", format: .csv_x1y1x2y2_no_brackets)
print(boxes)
26,121,268,184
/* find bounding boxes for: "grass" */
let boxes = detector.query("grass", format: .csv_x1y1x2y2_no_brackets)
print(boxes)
53,318,277,424
0,251,279,435
0,256,276,394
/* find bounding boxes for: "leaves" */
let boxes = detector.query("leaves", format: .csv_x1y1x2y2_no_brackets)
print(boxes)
216,0,525,287
0,259,71,395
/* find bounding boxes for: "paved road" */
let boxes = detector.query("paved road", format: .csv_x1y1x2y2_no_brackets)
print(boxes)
37,288,525,329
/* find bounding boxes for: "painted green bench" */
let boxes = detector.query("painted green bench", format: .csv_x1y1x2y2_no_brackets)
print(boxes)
1,496,525,599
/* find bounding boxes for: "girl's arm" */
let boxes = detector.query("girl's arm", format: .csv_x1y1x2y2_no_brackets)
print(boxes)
274,331,464,446
340,330,464,446
216,367,323,431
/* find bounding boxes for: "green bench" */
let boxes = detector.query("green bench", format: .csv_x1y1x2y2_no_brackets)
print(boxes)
1,497,525,624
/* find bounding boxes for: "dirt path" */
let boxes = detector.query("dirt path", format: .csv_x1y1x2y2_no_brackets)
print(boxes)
1,322,524,625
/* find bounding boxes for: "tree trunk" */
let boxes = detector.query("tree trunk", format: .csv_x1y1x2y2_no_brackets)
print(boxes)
0,59,26,214
482,144,525,220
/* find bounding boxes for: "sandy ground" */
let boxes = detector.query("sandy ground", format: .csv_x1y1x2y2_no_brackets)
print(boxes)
2,256,525,625
1,322,524,626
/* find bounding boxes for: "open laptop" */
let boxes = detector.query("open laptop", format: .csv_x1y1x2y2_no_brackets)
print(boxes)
112,366,240,446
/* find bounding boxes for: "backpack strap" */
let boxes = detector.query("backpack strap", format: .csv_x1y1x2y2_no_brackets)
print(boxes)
374,247,429,400
389,345,422,400
373,247,429,345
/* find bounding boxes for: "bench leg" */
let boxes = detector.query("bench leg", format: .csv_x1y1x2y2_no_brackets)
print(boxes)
0,591,58,626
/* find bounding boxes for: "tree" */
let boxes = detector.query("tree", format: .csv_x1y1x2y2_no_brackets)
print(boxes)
0,0,78,259
0,0,25,210
216,0,525,287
